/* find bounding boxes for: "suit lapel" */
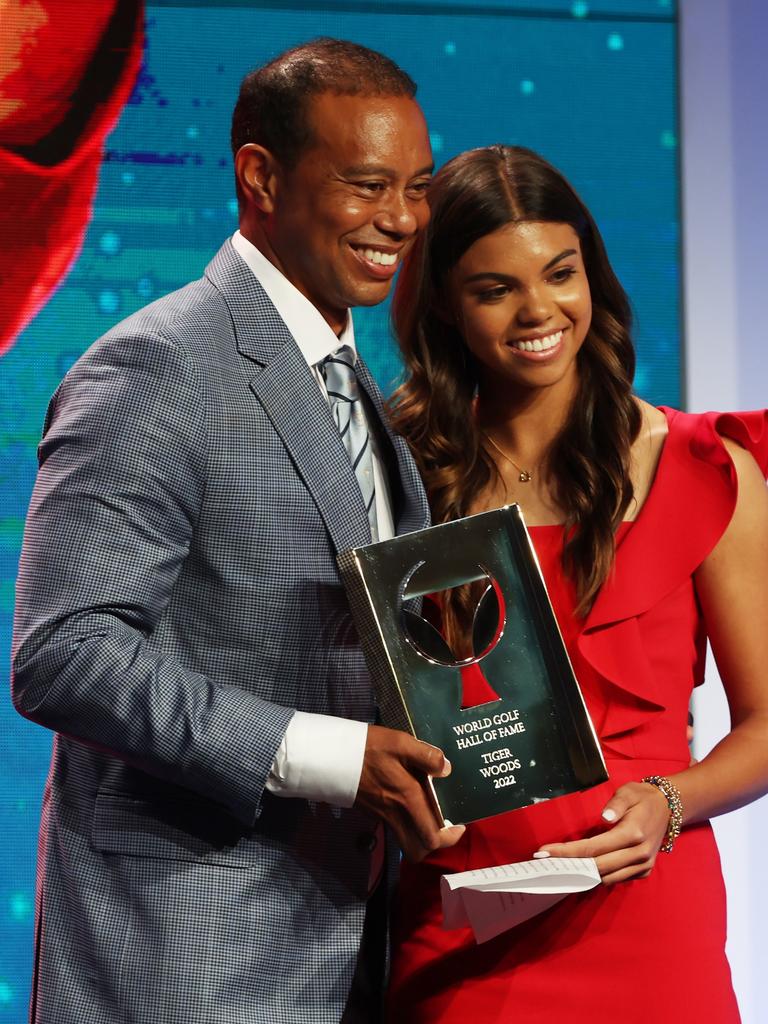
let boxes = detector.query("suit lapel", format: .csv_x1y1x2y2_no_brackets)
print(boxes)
205,242,374,554
249,346,375,554
204,241,430,550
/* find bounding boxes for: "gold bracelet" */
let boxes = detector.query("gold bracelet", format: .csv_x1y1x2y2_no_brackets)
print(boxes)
641,775,683,853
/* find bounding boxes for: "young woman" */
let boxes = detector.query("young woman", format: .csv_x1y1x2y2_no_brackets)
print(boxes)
386,145,768,1023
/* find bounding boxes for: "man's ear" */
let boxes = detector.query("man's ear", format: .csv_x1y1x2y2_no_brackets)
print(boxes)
234,143,280,215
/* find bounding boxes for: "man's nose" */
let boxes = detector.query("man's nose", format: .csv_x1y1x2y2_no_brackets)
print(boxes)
373,190,420,238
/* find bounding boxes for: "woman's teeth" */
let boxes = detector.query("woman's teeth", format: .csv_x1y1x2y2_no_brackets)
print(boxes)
511,330,563,353
360,248,397,266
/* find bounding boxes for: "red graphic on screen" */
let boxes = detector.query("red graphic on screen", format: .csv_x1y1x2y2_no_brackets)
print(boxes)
0,0,143,354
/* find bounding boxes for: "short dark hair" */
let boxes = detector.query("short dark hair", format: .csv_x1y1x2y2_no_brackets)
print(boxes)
230,37,417,169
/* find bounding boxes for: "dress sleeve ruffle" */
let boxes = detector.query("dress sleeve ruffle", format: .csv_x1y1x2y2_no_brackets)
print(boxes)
577,408,768,744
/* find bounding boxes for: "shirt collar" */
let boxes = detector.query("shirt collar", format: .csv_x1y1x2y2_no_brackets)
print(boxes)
231,230,355,365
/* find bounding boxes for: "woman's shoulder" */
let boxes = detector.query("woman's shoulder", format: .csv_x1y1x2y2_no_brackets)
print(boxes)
632,403,768,569
618,402,768,589
636,398,668,432
627,400,669,519
633,399,669,452
583,404,768,631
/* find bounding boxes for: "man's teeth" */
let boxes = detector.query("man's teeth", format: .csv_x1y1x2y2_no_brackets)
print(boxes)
361,248,397,266
512,330,563,353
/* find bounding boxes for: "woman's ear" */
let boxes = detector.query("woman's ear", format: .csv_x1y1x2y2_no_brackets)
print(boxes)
234,143,280,215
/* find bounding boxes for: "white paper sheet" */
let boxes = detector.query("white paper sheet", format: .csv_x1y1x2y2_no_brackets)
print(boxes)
441,857,601,943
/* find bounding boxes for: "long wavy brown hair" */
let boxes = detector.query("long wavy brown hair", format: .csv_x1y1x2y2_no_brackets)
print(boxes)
391,145,641,628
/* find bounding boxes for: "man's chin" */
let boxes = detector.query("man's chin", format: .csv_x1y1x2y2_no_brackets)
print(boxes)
315,279,394,329
346,279,394,309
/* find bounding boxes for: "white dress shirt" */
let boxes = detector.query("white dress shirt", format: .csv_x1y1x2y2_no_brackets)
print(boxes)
231,230,395,807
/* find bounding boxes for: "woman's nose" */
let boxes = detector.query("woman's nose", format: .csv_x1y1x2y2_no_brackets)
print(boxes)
516,286,553,325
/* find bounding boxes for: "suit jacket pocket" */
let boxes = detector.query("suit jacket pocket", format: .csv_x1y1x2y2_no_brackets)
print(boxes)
91,790,260,868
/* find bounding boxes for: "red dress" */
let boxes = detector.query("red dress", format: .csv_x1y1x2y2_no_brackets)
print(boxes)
387,408,768,1024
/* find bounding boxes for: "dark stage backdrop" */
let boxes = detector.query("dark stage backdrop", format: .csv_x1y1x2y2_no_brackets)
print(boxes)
0,1,678,1014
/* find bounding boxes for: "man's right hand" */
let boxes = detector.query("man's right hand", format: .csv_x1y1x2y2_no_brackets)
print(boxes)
355,724,466,862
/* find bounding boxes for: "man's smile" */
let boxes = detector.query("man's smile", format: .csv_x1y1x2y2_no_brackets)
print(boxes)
349,242,403,277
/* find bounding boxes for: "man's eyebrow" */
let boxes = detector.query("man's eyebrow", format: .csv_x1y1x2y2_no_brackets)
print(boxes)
342,164,434,177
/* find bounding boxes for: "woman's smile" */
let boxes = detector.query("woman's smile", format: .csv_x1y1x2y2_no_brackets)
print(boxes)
507,327,566,358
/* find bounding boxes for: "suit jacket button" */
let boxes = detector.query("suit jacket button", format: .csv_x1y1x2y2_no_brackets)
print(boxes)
356,831,377,854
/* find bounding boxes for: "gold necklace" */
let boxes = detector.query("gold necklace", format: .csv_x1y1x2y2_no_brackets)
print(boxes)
482,431,533,483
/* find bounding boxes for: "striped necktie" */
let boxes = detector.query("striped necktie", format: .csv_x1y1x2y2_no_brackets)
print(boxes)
320,345,379,542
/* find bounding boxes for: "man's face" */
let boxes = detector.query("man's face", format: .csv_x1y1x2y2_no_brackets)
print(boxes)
267,92,433,333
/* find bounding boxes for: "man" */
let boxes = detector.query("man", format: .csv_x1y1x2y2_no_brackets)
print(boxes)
11,39,463,1024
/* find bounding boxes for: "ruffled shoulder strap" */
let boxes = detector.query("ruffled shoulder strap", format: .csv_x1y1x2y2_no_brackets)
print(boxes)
585,407,768,631
576,407,768,743
699,409,768,475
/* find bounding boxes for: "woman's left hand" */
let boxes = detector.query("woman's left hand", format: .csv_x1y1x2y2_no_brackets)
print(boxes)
534,781,671,886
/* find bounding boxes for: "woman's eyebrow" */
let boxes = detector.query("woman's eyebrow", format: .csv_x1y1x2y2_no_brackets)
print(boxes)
462,248,579,286
542,248,577,271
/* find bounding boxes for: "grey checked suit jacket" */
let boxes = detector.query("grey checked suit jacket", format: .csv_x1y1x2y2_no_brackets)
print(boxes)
11,240,430,1024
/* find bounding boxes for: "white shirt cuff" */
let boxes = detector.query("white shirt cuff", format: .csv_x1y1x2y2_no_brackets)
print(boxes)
266,711,368,808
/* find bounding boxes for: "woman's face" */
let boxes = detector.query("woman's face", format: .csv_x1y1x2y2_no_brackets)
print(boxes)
448,220,592,400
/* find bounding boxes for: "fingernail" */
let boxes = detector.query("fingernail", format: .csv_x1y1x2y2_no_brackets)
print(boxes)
533,850,551,859
440,821,465,835
442,758,452,777
602,808,617,822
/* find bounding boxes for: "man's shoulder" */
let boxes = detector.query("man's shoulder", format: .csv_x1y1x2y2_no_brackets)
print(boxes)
68,252,243,385
100,272,229,351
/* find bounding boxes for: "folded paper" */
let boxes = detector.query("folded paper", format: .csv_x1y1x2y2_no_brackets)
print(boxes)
441,857,601,943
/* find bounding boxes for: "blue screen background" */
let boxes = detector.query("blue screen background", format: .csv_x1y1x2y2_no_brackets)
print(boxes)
0,1,678,1013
